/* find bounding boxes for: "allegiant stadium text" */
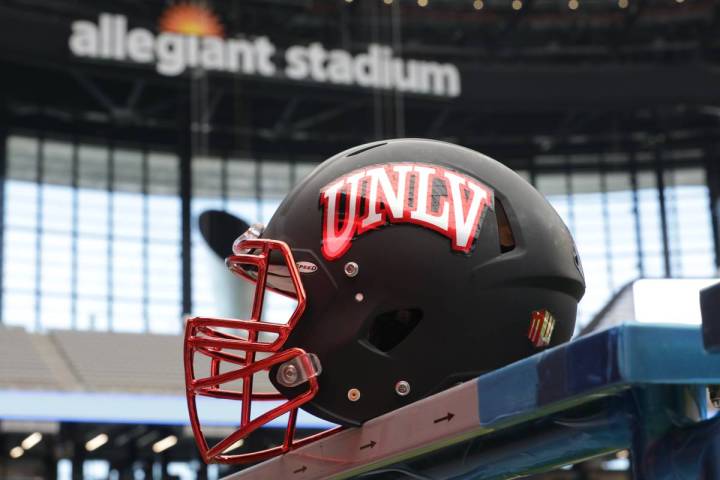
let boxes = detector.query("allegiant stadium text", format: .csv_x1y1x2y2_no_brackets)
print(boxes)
69,14,461,98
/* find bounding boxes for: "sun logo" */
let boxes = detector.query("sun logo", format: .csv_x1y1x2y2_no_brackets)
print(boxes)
158,3,224,37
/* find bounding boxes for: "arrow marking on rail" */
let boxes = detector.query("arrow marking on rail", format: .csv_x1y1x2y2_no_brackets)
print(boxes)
360,440,377,450
433,412,455,424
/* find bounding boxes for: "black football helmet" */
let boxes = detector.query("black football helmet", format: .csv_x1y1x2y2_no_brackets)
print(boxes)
184,139,585,463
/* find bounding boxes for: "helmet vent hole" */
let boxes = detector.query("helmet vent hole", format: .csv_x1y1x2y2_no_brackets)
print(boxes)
495,200,516,253
367,308,422,352
346,142,387,157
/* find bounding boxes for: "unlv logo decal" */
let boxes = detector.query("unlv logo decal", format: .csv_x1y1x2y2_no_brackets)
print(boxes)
320,163,494,260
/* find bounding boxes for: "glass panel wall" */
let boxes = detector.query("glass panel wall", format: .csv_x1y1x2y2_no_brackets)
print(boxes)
3,135,181,333
2,134,717,334
534,153,715,329
664,167,715,277
190,156,312,323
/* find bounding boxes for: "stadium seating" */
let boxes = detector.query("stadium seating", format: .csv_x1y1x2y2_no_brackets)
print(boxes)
0,326,62,390
0,328,276,394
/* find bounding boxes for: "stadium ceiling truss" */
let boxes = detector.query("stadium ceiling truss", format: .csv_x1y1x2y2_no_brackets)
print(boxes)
0,0,719,162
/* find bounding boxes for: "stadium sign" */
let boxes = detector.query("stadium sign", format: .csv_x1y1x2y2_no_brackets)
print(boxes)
68,7,461,98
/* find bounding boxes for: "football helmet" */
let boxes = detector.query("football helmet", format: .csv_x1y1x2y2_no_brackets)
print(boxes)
184,139,585,463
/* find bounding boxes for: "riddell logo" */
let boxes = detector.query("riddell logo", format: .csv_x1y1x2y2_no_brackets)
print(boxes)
320,163,494,260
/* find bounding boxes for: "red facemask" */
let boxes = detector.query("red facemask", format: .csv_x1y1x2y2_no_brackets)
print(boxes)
183,238,339,464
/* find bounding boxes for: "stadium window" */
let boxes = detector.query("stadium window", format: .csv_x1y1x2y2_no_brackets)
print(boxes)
605,171,640,290
111,149,144,332
535,172,572,227
191,155,225,318
259,160,291,223
636,170,665,277
294,162,318,186
571,170,611,327
189,155,290,322
83,460,110,480
533,156,716,330
40,296,72,331
4,136,40,330
38,141,75,330
225,158,260,228
189,156,302,324
77,143,110,330
147,152,182,333
4,133,715,337
3,135,183,333
664,167,715,277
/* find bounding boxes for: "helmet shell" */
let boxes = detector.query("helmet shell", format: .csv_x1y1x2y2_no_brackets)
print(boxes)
262,139,585,426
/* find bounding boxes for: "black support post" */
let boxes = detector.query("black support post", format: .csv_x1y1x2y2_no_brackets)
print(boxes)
70,130,79,329
629,147,645,277
43,436,57,480
564,154,576,233
0,108,7,323
141,147,150,332
704,144,720,272
107,134,115,330
34,132,44,330
71,444,84,480
654,143,672,277
179,94,193,318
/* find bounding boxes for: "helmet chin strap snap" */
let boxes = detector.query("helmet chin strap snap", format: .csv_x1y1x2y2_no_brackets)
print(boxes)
276,353,323,388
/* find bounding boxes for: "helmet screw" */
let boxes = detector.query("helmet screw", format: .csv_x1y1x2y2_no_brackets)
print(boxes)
395,381,411,397
347,388,361,402
278,364,298,387
354,293,364,302
344,262,359,277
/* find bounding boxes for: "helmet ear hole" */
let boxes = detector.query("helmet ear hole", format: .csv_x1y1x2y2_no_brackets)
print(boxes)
495,199,516,253
366,309,422,352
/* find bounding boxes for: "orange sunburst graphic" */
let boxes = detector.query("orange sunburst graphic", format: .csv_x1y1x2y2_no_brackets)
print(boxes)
158,3,224,37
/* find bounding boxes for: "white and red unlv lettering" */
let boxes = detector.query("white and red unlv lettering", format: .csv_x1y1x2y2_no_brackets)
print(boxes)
319,163,494,260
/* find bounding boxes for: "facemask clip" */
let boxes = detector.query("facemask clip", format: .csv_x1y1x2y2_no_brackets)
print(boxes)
276,353,322,388
232,223,265,254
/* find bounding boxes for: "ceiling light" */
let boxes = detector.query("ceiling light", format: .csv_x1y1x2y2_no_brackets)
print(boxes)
473,0,484,9
568,0,579,9
9,447,24,459
418,0,428,6
21,433,42,450
512,0,523,10
618,0,628,8
383,0,393,4
152,435,178,454
85,433,109,452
